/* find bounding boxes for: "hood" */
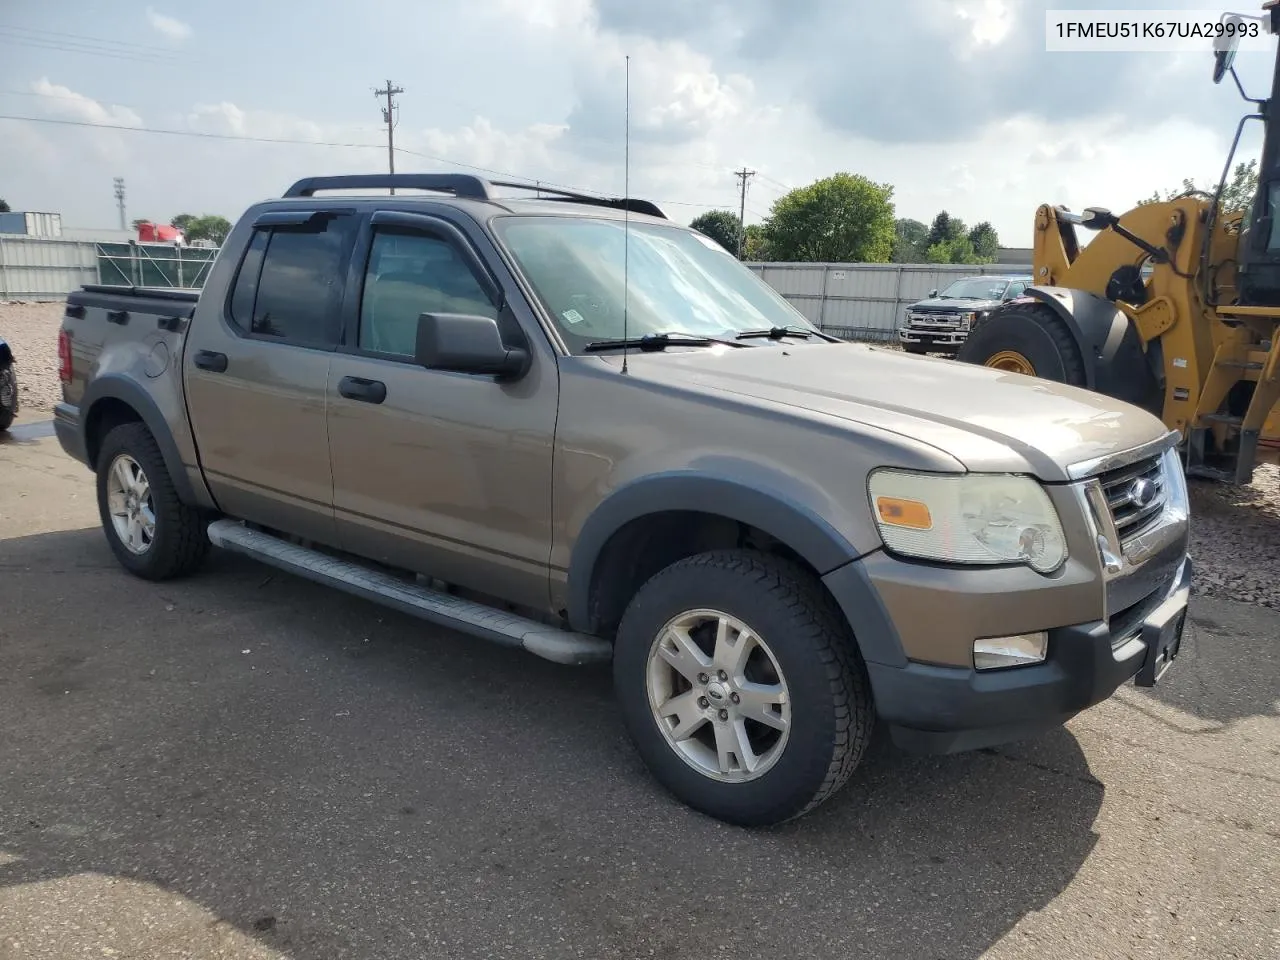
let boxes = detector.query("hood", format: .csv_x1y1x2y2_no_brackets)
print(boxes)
909,296,1002,311
620,342,1170,481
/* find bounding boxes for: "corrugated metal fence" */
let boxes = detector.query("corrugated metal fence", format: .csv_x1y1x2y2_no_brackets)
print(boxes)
0,236,219,300
2,238,1030,343
746,261,1031,342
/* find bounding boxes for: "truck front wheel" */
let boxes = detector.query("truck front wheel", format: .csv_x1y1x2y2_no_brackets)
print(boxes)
613,550,873,826
956,301,1087,385
96,422,210,580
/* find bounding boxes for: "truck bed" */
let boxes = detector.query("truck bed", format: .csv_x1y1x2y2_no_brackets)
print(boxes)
67,284,201,320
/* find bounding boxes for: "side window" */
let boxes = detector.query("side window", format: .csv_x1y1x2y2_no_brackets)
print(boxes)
358,228,498,357
250,214,357,347
228,229,269,330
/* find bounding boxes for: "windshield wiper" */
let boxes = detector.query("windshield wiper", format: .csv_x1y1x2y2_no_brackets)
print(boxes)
583,331,750,352
736,325,841,343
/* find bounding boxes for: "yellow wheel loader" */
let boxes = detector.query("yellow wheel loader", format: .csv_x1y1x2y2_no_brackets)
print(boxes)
956,4,1280,483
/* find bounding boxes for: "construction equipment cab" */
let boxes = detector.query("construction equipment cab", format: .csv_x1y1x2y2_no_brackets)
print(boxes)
957,3,1280,484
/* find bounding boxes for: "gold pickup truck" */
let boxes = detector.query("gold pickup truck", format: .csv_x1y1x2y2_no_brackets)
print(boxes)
54,173,1191,826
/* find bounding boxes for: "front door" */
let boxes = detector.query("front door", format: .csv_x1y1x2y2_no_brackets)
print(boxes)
183,210,359,545
325,212,559,611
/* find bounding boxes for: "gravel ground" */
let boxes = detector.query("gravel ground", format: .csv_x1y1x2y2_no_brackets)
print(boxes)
0,300,62,412
3,301,1277,608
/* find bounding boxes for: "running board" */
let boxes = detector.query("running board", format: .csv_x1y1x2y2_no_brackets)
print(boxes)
206,520,611,666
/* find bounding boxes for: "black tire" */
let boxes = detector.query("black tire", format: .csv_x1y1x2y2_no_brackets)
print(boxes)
902,344,928,355
613,549,873,827
0,366,17,432
96,422,209,580
956,301,1087,385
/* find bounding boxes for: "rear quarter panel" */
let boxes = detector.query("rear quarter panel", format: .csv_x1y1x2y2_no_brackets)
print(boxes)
61,288,216,508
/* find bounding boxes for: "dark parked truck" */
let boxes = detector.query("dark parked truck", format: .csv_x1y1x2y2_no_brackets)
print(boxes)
54,174,1191,826
899,274,1032,356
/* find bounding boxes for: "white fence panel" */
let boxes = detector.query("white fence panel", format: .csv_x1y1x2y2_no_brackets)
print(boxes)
747,261,1032,341
0,237,98,300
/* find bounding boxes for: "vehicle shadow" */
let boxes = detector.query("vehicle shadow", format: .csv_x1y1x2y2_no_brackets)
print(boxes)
0,527,1104,959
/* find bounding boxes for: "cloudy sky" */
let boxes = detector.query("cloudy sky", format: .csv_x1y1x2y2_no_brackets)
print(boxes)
0,0,1273,247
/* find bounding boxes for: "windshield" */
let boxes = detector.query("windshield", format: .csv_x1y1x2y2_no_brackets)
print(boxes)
938,278,1009,300
493,215,818,351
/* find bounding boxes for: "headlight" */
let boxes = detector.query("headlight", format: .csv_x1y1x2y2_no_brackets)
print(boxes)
868,470,1068,573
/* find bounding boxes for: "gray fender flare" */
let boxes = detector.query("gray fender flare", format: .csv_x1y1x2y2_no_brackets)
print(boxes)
81,374,198,504
566,472,863,633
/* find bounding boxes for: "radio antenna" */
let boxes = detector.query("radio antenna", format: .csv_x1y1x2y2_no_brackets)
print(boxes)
621,54,631,375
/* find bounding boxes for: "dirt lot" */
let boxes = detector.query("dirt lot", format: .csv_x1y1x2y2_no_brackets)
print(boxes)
2,418,1279,960
5,300,1277,608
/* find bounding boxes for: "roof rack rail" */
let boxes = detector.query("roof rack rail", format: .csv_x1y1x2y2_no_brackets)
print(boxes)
281,173,667,219
283,174,492,199
487,180,667,219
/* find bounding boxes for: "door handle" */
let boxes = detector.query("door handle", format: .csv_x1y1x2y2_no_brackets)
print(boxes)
338,376,387,404
193,350,227,372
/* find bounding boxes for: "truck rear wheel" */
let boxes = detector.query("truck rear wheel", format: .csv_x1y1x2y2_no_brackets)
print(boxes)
956,301,1087,386
612,549,873,826
96,422,210,581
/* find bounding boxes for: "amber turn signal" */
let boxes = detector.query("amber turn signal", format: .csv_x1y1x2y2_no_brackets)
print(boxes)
875,496,933,530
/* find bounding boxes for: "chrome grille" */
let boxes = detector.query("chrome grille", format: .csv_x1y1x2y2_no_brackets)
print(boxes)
1098,454,1166,543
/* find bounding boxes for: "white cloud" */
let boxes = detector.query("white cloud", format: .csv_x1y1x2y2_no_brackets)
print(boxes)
30,79,143,128
146,7,192,42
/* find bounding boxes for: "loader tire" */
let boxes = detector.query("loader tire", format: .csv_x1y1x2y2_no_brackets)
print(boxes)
957,301,1087,386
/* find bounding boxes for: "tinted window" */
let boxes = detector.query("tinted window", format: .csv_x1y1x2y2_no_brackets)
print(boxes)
251,214,357,347
228,229,269,329
359,229,497,357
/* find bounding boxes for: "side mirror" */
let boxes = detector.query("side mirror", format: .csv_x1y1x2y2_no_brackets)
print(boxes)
1213,16,1242,84
415,312,529,380
928,289,938,298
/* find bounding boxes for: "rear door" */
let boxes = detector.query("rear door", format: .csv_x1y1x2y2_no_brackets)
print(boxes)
183,209,359,546
325,210,559,611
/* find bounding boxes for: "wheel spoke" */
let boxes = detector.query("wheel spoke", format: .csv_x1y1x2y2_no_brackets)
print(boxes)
657,625,712,683
134,477,150,502
712,617,755,679
736,681,789,732
126,514,143,549
714,717,759,775
112,457,133,493
659,690,708,741
139,503,156,540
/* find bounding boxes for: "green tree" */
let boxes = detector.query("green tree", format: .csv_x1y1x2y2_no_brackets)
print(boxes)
762,172,895,263
170,213,197,234
689,209,743,255
131,218,149,230
0,198,9,213
1136,160,1258,213
181,214,232,245
742,222,772,261
967,221,1000,261
892,218,928,262
926,210,967,249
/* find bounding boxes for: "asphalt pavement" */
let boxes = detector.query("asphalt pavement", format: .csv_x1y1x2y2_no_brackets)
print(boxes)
1,418,1278,960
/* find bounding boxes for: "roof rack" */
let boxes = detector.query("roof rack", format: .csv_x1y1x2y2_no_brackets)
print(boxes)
281,173,667,220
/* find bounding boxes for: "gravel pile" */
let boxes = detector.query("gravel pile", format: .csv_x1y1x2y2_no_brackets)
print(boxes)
3,301,1277,608
1,300,63,412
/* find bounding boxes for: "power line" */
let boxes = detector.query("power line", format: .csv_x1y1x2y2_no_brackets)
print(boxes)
0,29,187,66
0,113,387,150
374,80,404,192
0,23,185,56
1,113,754,213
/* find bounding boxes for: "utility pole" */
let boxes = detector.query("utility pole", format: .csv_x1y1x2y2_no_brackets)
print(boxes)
374,81,404,193
113,177,126,231
734,167,756,260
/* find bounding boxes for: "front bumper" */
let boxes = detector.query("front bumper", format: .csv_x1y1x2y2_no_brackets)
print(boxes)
859,555,1191,753
898,327,967,349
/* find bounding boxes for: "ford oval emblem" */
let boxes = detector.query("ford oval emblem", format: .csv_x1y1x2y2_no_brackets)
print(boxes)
1128,477,1158,509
